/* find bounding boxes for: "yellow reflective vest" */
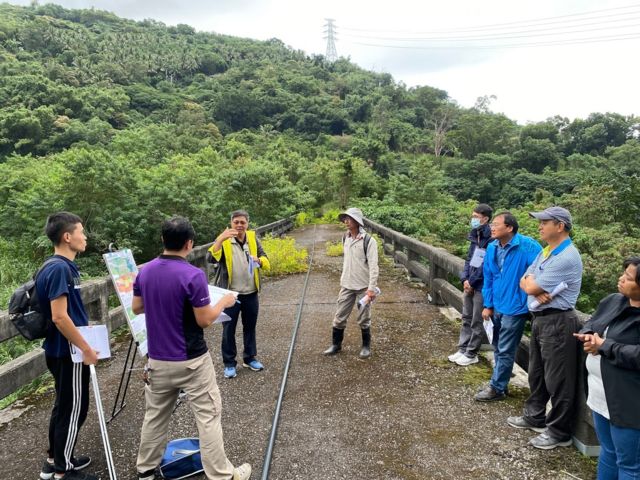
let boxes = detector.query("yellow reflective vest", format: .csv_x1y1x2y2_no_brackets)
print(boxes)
207,230,270,290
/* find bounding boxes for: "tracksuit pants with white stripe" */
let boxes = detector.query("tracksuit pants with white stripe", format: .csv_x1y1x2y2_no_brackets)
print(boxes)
46,355,90,474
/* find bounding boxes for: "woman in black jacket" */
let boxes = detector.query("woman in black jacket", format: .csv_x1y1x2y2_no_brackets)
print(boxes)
575,256,640,480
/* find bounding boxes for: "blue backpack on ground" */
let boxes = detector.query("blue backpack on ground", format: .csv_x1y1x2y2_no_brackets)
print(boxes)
160,438,203,479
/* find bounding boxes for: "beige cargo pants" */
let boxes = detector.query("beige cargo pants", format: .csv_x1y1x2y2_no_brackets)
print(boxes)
332,287,372,329
137,353,235,479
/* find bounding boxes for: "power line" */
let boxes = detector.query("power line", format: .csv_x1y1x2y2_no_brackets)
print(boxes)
340,16,640,42
351,31,640,50
341,19,640,43
340,2,640,35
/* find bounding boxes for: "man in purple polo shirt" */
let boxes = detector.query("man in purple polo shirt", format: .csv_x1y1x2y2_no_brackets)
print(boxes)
132,217,251,480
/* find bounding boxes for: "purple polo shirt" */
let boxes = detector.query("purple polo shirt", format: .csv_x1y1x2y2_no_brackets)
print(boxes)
133,255,211,361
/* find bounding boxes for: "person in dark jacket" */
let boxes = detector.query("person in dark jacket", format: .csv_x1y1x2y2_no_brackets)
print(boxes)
449,203,493,366
574,256,640,479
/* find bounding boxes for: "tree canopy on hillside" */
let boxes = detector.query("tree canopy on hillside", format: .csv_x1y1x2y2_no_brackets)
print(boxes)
0,3,638,311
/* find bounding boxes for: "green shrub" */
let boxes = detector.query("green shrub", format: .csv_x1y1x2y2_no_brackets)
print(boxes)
370,233,393,266
261,235,308,276
0,336,42,366
296,208,341,225
319,209,341,224
325,233,392,268
325,240,343,256
0,237,40,308
294,211,312,227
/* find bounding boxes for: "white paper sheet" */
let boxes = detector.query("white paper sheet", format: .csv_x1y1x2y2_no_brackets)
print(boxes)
70,325,112,363
483,319,494,345
529,281,568,310
208,285,238,324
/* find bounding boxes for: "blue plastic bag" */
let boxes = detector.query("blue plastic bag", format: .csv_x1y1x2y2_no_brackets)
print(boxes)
159,438,203,479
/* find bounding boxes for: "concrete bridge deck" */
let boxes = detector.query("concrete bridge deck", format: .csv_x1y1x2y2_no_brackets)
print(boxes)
0,224,596,480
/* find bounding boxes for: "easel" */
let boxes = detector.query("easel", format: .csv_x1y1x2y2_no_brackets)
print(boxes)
107,336,186,421
107,336,139,423
103,245,148,423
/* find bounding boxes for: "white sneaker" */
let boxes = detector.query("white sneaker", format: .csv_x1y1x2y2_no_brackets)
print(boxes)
455,355,479,366
233,463,252,480
447,351,464,362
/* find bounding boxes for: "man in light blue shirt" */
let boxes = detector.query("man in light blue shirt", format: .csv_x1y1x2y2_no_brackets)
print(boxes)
475,212,541,402
508,206,583,450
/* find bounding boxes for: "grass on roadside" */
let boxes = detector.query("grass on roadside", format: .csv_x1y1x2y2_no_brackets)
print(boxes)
0,371,53,410
324,233,393,268
325,240,343,257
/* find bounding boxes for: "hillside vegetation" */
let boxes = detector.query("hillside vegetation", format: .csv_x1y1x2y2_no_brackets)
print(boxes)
0,3,638,311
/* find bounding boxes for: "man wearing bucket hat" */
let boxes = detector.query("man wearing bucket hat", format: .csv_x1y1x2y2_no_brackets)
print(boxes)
507,206,583,450
323,207,379,359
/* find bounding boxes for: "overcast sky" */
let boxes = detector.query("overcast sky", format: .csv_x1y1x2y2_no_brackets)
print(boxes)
9,0,640,124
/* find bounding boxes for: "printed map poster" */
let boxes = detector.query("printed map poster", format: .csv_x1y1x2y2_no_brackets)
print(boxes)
103,249,148,357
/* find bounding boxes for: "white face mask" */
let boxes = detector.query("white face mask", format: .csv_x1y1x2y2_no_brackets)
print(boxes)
470,218,481,229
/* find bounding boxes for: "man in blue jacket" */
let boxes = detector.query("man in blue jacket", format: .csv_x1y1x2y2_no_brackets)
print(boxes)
475,212,541,402
449,203,493,366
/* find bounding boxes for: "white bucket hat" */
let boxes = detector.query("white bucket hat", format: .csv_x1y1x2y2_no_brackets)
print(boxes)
338,207,364,227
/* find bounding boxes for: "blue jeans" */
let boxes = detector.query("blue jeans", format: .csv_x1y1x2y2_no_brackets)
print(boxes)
489,312,528,394
593,411,640,480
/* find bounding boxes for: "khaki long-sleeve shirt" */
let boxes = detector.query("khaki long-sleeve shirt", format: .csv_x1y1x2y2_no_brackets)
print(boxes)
340,229,379,291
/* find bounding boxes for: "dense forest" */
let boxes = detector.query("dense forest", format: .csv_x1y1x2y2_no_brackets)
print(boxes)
0,2,638,312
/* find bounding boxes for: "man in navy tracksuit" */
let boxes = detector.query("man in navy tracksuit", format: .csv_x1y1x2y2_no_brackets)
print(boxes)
449,203,493,366
37,212,98,480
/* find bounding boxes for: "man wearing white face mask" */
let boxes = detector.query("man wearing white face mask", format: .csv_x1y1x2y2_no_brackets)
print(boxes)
449,204,493,366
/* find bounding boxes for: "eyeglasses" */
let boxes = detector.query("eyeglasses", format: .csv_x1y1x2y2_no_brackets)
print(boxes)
489,223,505,228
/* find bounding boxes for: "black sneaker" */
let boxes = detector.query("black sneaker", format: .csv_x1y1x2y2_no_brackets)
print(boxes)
474,385,506,402
40,456,91,480
55,471,98,480
138,469,157,480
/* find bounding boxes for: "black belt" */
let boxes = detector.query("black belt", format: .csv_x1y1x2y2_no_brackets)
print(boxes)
532,308,573,317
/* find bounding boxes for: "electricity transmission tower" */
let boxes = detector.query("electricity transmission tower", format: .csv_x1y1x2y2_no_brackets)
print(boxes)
323,19,338,62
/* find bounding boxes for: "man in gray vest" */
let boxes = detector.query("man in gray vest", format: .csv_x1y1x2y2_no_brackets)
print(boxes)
324,208,379,359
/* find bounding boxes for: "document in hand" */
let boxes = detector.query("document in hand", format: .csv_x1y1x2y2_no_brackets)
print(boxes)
208,285,238,324
483,319,494,344
358,287,382,309
528,281,568,310
248,257,260,276
70,325,112,363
